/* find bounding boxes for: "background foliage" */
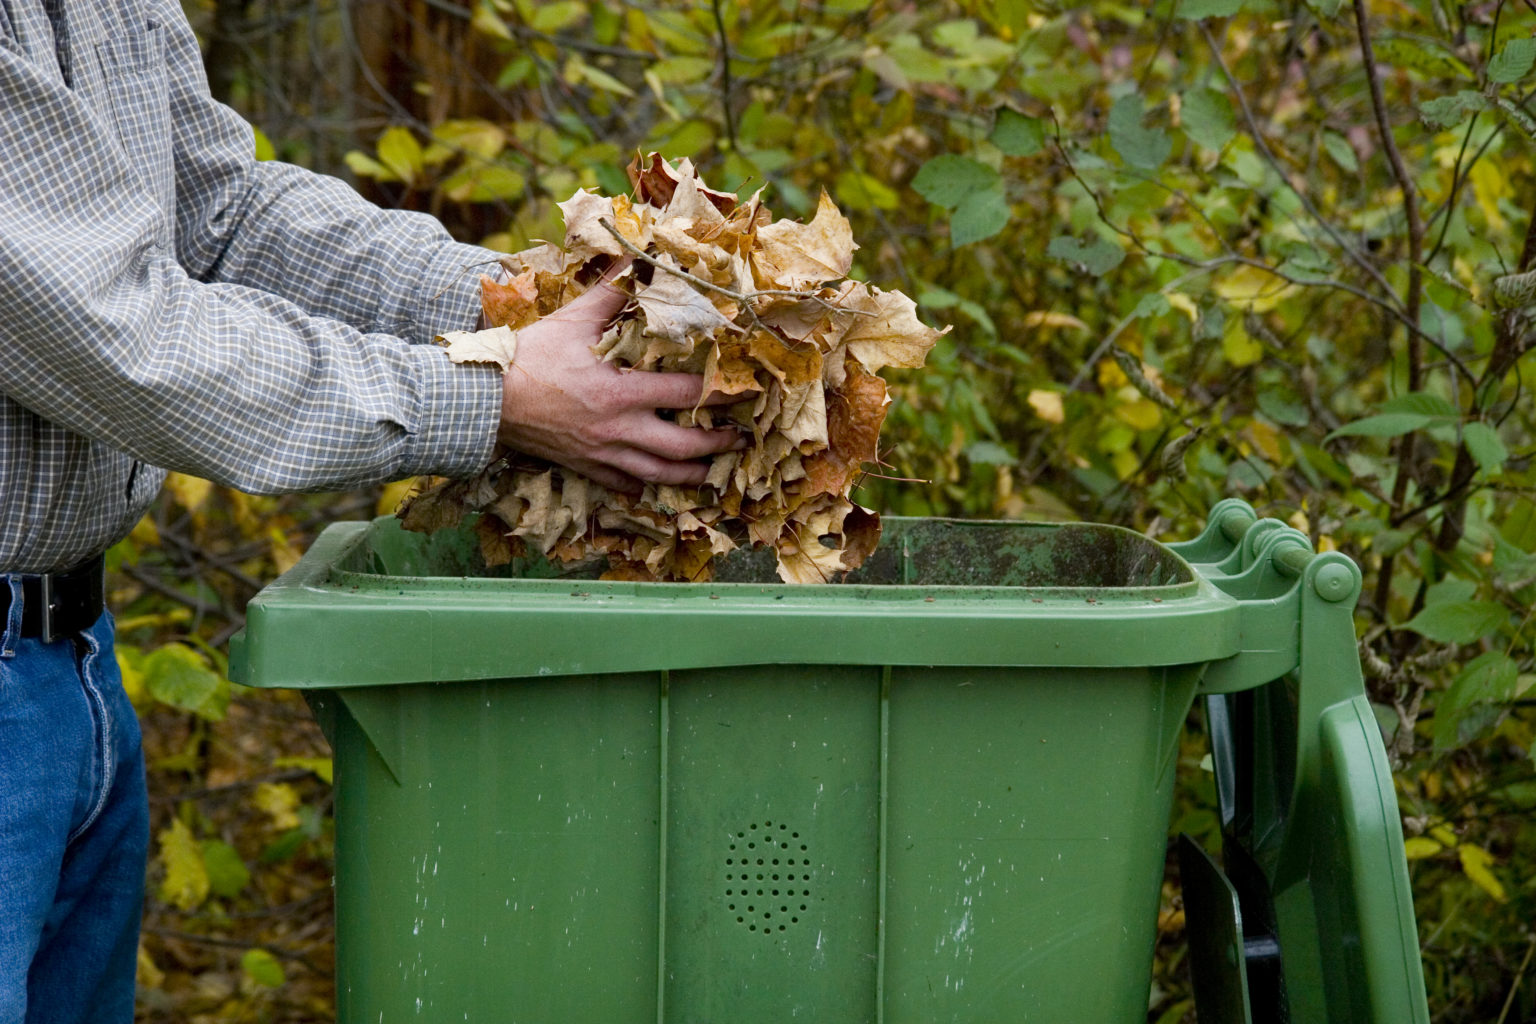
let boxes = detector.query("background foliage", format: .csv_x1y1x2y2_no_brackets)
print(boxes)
128,0,1536,1019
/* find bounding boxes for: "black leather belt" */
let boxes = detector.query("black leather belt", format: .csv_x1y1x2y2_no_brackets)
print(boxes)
1,555,107,643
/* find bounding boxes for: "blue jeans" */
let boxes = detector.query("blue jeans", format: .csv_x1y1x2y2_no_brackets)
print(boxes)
0,579,146,1024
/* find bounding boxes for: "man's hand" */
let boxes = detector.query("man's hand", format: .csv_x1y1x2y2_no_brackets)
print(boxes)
497,271,744,492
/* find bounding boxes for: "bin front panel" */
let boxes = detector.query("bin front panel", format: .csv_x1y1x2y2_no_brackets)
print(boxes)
663,664,882,1022
331,674,662,1024
883,663,1199,1023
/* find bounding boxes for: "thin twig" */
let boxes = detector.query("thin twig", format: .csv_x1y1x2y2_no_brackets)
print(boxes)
711,0,738,151
1199,21,1400,302
1495,935,1536,1024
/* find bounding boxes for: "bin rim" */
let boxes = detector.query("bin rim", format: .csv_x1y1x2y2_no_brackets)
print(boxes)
231,517,1250,690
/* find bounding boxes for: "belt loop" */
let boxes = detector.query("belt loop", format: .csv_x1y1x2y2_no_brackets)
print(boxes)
1,576,22,659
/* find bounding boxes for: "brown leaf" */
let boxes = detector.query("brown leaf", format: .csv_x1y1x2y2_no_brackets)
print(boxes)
701,335,764,398
438,325,518,370
481,268,540,329
558,189,625,263
801,357,889,494
837,285,947,373
751,190,856,291
634,255,737,349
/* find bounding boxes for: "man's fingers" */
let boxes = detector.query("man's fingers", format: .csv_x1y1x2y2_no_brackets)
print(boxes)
613,370,765,412
623,416,746,462
608,449,712,487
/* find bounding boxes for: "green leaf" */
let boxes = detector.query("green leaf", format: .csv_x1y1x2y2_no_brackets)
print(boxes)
1434,652,1520,752
202,840,251,899
1326,412,1439,439
571,59,636,97
834,169,901,212
965,440,1015,465
1257,390,1310,427
1380,391,1460,418
1108,94,1170,170
241,948,287,988
375,126,424,185
1133,293,1171,319
252,126,275,162
441,164,527,203
649,55,714,85
1419,90,1486,129
1321,131,1358,172
949,185,1010,246
529,0,586,33
1488,37,1536,84
1047,235,1125,276
1179,0,1245,17
1400,600,1508,644
1463,421,1507,474
991,107,1045,156
912,155,1001,209
143,643,229,721
343,151,397,182
433,119,507,161
1180,88,1235,151
1377,36,1472,80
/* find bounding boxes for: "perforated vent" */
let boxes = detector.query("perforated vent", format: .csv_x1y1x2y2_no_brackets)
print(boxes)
724,821,810,936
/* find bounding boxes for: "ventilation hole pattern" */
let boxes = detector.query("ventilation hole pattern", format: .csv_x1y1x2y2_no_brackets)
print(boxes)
725,821,809,935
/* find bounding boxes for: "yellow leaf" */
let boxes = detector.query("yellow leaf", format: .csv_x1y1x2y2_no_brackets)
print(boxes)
1403,836,1443,860
267,527,302,575
1246,419,1283,461
470,0,513,40
1114,397,1163,431
1027,389,1065,424
1221,317,1264,367
1021,310,1088,331
253,781,302,832
1213,264,1295,312
164,472,212,512
1430,824,1457,846
1457,844,1507,902
137,942,166,990
1165,292,1200,322
128,514,159,547
1469,160,1509,232
117,649,146,705
274,756,334,785
376,478,418,518
157,818,209,911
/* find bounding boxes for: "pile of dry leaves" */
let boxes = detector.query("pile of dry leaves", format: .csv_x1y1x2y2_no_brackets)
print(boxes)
401,154,945,582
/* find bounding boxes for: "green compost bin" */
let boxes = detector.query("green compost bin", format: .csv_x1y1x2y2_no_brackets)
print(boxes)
229,500,1430,1024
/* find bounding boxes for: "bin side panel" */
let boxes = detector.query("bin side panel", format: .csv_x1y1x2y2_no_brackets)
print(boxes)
883,664,1199,1023
663,665,882,1024
331,676,661,1024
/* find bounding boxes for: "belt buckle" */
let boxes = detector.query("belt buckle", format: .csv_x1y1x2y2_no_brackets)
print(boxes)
38,573,60,644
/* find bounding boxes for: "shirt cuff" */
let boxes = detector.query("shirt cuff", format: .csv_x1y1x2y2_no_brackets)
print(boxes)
398,343,502,479
414,240,505,345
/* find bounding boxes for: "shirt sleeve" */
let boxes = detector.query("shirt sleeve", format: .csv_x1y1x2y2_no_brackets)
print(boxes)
0,5,501,496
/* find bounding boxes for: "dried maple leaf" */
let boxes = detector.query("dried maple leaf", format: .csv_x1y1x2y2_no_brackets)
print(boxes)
480,268,540,330
751,191,856,291
438,325,519,371
633,256,737,349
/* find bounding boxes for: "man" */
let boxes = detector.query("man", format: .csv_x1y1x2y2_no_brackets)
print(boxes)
0,0,739,1018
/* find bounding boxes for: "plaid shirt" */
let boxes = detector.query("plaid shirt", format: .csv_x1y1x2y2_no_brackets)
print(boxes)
0,0,501,573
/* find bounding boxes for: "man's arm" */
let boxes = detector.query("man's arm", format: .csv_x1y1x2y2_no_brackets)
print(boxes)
0,36,500,494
